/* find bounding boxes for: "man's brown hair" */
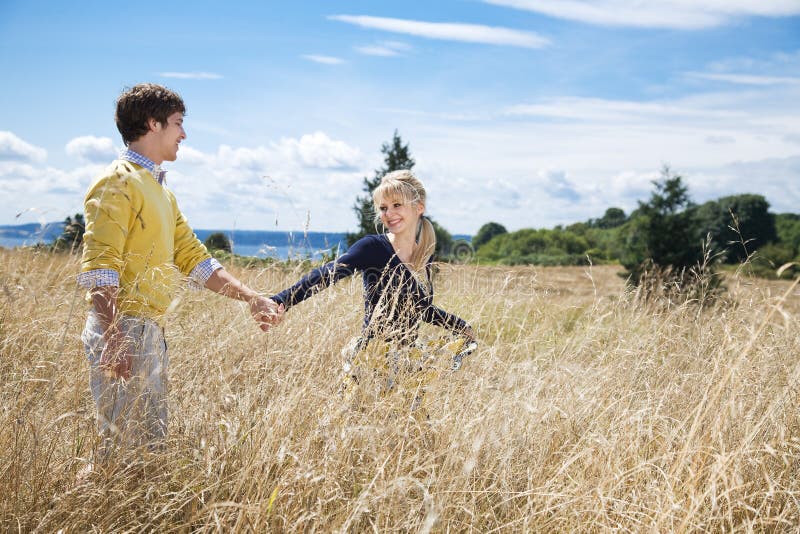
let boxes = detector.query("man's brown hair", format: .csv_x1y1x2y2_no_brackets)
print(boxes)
115,83,186,145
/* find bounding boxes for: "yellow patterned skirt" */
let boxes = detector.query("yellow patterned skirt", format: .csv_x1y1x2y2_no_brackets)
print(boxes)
339,336,474,416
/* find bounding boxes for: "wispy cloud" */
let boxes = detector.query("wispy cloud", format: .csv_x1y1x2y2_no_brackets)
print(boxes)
685,71,800,86
0,131,47,162
329,15,550,49
355,40,412,57
483,0,800,29
303,54,345,65
158,71,223,80
504,97,743,123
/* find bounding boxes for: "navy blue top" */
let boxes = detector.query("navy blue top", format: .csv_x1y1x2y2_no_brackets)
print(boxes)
270,234,469,344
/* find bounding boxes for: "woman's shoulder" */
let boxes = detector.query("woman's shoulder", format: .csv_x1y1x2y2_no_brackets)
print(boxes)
353,233,391,250
346,234,394,264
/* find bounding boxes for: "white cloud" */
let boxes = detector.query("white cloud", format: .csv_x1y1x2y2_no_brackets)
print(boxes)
705,135,736,144
483,0,800,29
329,15,551,48
685,72,800,86
217,145,276,171
158,72,223,80
355,41,412,57
174,145,208,166
355,45,400,57
2,73,799,234
0,160,98,224
0,131,47,162
484,178,524,209
275,131,362,169
65,135,118,163
303,54,345,65
688,155,800,212
169,132,362,176
165,150,365,232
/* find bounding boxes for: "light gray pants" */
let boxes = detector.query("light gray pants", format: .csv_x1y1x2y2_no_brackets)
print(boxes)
82,309,169,459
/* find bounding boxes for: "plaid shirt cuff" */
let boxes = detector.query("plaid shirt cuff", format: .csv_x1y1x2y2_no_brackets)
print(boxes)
188,258,223,289
77,269,120,288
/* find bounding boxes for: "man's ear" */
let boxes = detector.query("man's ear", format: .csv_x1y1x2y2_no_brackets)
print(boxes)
148,118,161,132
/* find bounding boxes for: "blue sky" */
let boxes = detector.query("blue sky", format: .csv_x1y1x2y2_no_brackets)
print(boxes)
1,1,799,234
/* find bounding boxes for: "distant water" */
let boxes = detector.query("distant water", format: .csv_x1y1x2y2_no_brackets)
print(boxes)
0,223,347,260
0,223,470,260
193,229,347,260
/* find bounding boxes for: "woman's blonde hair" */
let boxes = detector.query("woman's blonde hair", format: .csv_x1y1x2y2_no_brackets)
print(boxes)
372,169,436,273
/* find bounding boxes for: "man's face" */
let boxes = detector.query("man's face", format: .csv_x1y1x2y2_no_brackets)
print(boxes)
152,111,186,163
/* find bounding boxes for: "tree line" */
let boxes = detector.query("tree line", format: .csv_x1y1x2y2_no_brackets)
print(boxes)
474,166,800,280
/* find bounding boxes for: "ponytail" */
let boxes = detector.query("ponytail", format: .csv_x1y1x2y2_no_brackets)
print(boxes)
410,215,436,273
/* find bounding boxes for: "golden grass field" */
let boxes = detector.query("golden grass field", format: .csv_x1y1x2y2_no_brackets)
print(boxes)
1,248,799,532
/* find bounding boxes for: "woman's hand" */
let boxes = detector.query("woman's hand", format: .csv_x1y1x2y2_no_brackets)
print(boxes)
249,296,285,331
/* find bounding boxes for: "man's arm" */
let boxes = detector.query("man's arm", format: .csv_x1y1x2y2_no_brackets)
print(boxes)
90,285,133,379
204,268,284,331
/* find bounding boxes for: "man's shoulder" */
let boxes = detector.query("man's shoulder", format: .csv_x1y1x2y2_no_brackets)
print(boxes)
86,160,146,191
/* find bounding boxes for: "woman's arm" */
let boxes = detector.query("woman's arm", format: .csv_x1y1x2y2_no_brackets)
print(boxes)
270,236,378,308
422,305,475,341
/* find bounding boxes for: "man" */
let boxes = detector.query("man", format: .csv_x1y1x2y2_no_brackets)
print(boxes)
78,83,282,460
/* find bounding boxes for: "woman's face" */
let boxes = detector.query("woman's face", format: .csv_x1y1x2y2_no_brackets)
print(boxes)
377,194,423,236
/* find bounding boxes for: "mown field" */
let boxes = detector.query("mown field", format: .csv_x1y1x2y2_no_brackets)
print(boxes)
1,248,799,532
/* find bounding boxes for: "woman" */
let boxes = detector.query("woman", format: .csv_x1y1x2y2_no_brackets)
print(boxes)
269,170,475,405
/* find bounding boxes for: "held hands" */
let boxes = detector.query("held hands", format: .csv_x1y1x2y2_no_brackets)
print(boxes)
249,295,285,331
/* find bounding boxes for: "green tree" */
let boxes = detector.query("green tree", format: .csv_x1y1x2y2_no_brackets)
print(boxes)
472,222,507,250
53,213,85,252
775,213,800,257
619,166,706,284
693,194,776,263
595,207,627,229
430,219,454,260
204,232,232,253
347,130,415,246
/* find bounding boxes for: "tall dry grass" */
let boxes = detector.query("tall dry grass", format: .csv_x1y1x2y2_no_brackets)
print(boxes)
1,248,799,532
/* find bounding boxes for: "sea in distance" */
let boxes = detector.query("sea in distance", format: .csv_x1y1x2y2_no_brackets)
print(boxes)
0,223,470,261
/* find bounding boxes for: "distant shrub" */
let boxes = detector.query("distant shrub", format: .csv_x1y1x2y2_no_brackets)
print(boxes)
204,232,232,253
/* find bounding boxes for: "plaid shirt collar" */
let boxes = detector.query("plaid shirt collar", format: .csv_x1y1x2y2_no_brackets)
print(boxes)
120,148,167,185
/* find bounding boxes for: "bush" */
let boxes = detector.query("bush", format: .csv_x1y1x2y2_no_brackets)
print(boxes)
52,213,85,253
749,243,798,279
472,222,507,251
204,232,232,253
475,228,589,264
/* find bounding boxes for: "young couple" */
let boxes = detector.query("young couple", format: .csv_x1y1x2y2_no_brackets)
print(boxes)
79,83,475,460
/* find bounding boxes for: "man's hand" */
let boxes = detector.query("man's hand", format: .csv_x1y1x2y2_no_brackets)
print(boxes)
205,269,285,331
249,295,285,331
99,328,132,380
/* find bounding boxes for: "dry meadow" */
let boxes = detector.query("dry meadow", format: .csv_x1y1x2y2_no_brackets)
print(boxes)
1,248,799,532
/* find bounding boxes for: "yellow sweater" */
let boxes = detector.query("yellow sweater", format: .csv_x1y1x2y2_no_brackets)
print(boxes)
80,159,211,320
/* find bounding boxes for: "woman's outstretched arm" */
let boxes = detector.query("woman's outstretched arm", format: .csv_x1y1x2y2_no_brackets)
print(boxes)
270,236,379,309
